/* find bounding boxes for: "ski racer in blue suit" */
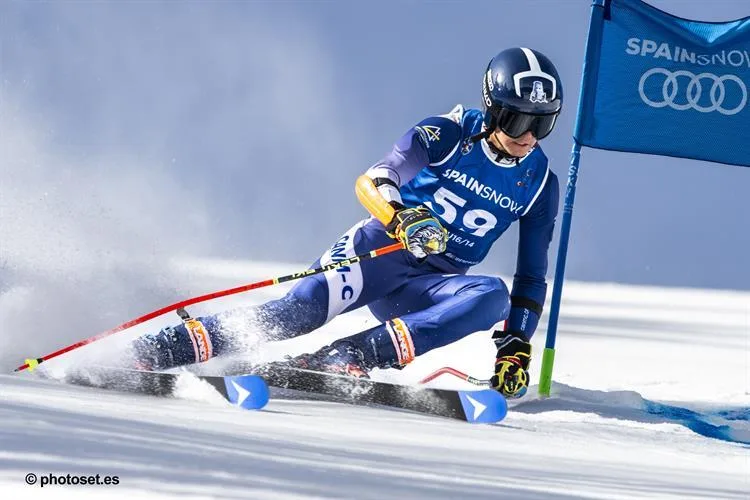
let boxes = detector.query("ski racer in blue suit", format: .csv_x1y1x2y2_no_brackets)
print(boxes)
133,47,563,399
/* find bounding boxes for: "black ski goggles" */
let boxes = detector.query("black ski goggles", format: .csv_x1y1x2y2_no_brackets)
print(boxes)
493,107,559,140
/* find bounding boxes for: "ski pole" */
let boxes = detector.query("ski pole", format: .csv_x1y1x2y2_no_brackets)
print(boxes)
419,367,490,387
15,241,405,373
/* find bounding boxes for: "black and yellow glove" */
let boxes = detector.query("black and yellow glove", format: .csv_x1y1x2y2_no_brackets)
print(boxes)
490,330,531,399
386,205,447,259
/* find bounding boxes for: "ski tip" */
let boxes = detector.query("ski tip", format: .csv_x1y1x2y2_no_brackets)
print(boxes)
458,389,508,424
224,375,270,410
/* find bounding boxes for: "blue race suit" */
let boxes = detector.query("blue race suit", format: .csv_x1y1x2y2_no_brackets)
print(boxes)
137,105,559,370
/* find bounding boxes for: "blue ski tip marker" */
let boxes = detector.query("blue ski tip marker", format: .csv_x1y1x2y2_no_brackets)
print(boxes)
224,375,269,410
458,390,507,424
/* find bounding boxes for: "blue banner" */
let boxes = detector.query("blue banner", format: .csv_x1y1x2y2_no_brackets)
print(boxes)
575,0,750,167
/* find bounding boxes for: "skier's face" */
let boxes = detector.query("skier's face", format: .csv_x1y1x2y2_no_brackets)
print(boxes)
490,129,537,158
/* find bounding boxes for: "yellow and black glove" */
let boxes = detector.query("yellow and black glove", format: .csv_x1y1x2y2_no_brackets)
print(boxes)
386,205,447,259
490,330,531,399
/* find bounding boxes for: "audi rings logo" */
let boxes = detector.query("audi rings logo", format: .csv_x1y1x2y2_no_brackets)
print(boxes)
638,68,748,115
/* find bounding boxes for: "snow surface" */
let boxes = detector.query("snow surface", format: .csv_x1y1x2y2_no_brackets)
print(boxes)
1,258,748,499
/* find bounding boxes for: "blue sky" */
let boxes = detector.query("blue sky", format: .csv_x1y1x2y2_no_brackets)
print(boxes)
1,0,748,291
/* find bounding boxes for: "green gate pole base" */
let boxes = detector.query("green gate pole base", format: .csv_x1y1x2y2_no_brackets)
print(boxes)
538,347,556,397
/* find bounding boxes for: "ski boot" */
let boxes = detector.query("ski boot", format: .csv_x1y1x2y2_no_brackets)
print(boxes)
283,340,372,378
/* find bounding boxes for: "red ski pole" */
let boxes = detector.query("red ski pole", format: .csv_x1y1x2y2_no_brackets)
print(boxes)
419,367,490,387
15,241,405,373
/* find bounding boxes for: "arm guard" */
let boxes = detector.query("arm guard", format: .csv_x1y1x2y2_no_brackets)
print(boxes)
355,174,397,226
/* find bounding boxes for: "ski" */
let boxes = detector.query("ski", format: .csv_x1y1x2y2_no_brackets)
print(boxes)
256,365,507,424
51,365,505,423
57,367,270,410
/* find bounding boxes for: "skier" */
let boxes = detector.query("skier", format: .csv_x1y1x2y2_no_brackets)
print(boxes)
133,47,563,399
